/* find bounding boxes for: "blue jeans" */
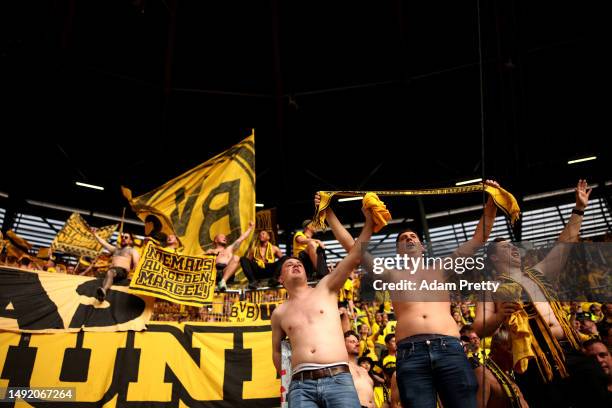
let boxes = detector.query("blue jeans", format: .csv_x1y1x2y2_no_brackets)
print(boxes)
396,335,477,408
288,371,361,407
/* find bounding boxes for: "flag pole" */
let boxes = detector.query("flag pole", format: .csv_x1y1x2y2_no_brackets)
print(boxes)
118,207,126,248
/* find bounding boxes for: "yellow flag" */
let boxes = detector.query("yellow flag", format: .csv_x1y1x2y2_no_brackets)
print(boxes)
51,213,118,258
122,131,255,256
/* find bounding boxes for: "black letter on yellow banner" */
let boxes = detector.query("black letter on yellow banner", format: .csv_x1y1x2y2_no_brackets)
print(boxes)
199,180,241,250
172,184,203,236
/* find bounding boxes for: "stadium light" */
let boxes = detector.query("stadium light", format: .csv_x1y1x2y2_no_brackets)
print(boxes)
338,196,363,203
455,178,482,186
76,182,104,191
567,156,597,165
255,203,264,208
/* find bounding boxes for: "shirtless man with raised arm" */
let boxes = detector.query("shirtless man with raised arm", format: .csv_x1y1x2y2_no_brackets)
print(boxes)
345,330,375,408
473,180,608,408
271,206,373,407
205,221,254,291
92,230,140,301
318,180,500,408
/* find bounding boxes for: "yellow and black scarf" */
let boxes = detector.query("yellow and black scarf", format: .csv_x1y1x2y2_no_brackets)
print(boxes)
252,242,276,269
313,183,520,231
500,268,581,382
484,358,523,408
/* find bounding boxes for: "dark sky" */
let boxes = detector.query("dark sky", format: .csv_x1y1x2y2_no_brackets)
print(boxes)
1,1,607,231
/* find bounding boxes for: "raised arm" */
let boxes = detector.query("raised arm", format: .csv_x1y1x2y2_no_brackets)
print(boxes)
229,221,255,250
323,206,373,293
454,180,499,258
91,229,117,254
534,179,591,279
315,193,377,277
271,308,285,375
272,245,284,259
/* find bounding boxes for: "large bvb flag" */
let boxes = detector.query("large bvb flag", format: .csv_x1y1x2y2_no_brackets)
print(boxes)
122,131,255,256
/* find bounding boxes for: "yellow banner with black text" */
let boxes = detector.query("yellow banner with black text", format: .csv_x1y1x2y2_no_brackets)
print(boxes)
129,241,217,306
0,322,280,407
122,132,256,257
51,213,118,258
229,301,280,323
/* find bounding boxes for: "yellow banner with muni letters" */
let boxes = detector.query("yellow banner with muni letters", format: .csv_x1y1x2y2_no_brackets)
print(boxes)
0,321,280,407
51,213,118,258
129,241,217,306
122,131,256,257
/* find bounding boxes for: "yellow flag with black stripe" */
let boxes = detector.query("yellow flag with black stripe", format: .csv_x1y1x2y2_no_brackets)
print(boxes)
122,131,255,257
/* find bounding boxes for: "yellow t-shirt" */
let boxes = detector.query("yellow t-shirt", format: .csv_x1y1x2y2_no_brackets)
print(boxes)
383,321,397,339
382,354,396,369
360,338,378,361
374,385,389,408
338,278,354,302
292,231,308,257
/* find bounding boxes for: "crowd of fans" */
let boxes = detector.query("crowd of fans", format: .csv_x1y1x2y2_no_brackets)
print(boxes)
1,223,610,407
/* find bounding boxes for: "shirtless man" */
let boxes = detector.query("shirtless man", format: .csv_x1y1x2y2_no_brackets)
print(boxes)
344,330,375,408
206,221,254,291
474,328,529,408
318,180,500,408
474,180,608,407
92,230,140,301
271,206,373,407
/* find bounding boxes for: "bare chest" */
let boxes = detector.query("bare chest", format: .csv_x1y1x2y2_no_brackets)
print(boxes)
280,296,337,335
519,277,562,331
115,247,132,258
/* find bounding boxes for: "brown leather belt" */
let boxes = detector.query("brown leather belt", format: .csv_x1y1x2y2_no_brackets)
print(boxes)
291,364,349,381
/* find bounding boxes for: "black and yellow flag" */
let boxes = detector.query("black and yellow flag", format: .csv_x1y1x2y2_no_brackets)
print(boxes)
122,131,256,256
51,213,118,258
0,267,153,333
130,241,217,306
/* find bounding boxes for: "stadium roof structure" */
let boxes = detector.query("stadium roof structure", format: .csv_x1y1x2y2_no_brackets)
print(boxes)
1,1,608,239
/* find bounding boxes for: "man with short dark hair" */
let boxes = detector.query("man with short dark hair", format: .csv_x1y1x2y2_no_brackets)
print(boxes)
582,339,612,400
318,181,500,408
382,334,397,369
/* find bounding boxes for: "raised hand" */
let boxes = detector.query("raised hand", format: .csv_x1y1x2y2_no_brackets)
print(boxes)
575,179,591,211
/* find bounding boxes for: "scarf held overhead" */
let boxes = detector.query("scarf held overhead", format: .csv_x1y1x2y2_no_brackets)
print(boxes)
313,183,520,231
